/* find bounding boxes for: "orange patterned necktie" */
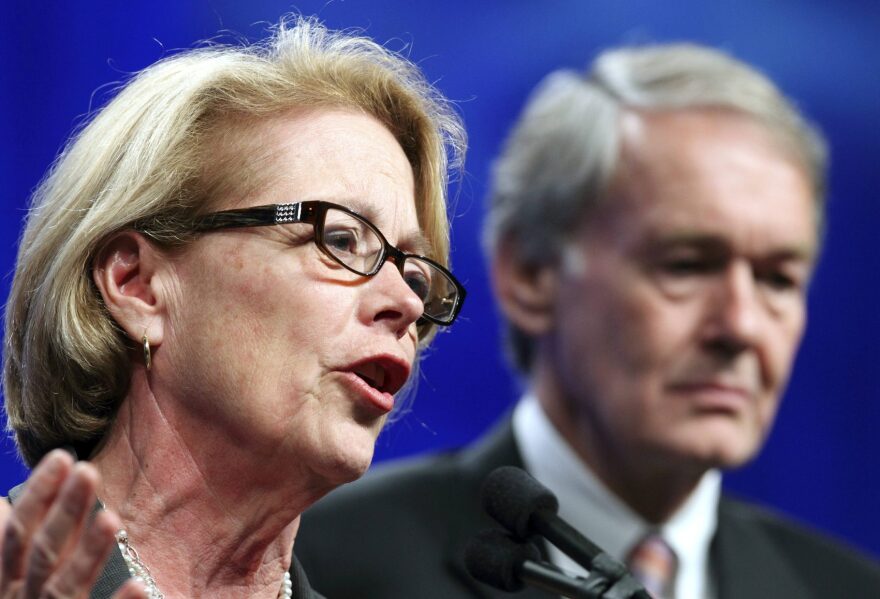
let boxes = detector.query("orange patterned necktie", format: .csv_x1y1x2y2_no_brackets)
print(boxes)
626,534,678,599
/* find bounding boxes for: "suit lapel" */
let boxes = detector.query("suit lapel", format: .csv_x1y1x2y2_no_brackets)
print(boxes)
441,417,557,599
712,498,813,599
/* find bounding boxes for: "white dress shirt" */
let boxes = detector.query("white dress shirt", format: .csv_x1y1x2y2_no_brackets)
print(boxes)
512,394,721,599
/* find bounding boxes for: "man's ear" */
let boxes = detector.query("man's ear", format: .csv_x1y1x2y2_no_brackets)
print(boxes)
490,238,558,337
92,231,166,346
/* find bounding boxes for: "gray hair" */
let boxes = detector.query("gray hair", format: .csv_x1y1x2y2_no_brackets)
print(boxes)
4,16,465,466
485,43,827,372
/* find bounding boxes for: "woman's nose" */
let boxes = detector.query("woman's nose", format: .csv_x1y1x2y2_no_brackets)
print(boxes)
366,261,424,336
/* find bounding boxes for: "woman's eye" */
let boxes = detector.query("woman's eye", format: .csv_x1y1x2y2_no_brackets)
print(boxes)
324,229,359,254
404,271,431,301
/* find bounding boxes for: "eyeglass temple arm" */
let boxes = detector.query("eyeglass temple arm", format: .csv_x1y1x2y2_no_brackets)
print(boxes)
192,204,307,232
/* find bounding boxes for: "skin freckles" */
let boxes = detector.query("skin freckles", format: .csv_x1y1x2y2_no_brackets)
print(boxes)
534,108,817,520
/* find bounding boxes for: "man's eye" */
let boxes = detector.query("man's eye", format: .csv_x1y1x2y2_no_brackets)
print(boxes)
761,271,799,291
660,259,712,275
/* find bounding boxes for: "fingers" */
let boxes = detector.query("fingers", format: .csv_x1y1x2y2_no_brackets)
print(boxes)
0,450,73,592
0,451,123,599
40,509,121,599
22,462,101,596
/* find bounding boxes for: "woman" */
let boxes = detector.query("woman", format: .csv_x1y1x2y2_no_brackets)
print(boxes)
1,17,465,598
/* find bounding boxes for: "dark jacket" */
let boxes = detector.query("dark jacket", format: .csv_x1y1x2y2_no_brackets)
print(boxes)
296,418,880,598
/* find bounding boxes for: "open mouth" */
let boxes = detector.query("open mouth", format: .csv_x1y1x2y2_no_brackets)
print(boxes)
354,363,386,391
350,356,409,396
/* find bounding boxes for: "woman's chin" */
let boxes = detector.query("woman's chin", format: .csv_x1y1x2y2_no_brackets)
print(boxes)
318,455,373,489
316,430,378,486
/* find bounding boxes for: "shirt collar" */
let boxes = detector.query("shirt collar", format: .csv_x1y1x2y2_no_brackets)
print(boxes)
511,393,720,598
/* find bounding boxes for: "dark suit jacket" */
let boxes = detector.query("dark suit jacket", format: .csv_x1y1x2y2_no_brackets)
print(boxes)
296,418,880,598
83,546,323,599
6,483,324,599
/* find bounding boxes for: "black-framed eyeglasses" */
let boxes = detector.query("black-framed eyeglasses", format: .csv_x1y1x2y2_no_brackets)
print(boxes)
188,201,466,327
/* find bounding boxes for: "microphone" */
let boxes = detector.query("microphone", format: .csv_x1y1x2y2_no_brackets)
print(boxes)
481,466,650,599
464,529,610,599
481,466,607,568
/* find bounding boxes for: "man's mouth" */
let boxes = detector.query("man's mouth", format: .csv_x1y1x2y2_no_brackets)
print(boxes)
667,379,758,413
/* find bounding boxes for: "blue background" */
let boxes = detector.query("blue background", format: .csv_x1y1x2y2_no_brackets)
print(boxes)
2,1,879,559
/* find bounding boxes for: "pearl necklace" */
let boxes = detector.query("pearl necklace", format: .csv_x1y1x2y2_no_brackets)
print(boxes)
116,530,293,599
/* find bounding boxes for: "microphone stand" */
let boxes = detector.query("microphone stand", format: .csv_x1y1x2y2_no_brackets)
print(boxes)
477,467,651,599
530,509,651,599
518,557,648,599
517,559,619,599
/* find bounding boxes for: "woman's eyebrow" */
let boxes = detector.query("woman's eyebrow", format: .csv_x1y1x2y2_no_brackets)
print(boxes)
338,200,430,255
399,230,431,256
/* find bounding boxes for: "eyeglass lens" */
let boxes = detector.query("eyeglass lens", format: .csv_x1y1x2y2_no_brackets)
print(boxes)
320,207,458,323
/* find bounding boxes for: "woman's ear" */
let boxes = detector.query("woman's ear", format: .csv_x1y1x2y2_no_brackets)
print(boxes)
490,238,558,337
92,231,166,346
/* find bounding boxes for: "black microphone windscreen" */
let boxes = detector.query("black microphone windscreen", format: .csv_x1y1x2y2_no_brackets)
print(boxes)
464,529,541,592
481,466,558,539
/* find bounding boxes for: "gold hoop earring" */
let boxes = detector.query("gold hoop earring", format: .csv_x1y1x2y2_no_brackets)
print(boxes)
142,332,152,371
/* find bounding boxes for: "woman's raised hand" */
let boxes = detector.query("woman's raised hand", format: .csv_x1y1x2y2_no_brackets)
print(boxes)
0,450,145,598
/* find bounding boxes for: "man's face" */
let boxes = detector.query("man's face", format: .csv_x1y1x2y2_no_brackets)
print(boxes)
546,109,817,474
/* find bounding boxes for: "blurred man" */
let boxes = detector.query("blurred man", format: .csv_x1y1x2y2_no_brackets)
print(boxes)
296,44,880,598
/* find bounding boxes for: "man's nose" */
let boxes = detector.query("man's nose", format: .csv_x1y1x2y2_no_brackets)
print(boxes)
702,261,764,353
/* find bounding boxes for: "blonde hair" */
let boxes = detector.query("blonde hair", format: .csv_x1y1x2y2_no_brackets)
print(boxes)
4,16,465,466
485,43,827,372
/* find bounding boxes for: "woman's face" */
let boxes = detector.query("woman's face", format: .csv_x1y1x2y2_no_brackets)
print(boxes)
155,109,425,488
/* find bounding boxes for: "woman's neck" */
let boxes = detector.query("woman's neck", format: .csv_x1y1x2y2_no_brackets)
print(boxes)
90,373,321,598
